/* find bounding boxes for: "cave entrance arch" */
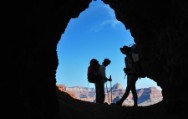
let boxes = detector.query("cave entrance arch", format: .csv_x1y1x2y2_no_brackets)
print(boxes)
56,0,162,106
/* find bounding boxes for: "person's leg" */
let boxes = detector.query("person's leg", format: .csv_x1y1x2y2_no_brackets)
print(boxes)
130,75,138,107
95,82,100,103
96,81,105,103
116,75,132,106
99,82,105,103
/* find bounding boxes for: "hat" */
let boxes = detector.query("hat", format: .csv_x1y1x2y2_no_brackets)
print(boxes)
120,46,129,54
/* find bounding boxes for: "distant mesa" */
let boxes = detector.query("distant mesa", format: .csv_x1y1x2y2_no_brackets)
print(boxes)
111,83,124,90
56,83,163,106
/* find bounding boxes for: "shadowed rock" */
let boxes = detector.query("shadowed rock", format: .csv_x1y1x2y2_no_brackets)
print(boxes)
7,0,188,118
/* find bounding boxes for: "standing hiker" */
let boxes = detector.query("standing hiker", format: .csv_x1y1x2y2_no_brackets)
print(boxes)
95,58,111,104
116,45,139,107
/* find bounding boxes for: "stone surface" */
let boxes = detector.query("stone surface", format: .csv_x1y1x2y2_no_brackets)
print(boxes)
8,0,188,118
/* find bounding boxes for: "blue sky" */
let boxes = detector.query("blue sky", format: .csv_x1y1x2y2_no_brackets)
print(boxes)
56,0,161,90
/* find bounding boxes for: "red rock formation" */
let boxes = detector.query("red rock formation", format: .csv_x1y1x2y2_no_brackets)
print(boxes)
56,85,77,99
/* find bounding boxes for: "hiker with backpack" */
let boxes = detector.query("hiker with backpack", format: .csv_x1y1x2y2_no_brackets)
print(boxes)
97,58,111,104
87,58,111,104
116,45,142,107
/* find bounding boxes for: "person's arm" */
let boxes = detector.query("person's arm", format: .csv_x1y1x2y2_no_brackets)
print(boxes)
99,66,108,81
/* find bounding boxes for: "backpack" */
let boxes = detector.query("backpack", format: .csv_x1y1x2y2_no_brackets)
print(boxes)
130,44,146,78
87,59,101,83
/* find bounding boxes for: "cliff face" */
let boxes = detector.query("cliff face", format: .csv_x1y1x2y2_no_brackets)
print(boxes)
102,0,188,114
9,0,188,118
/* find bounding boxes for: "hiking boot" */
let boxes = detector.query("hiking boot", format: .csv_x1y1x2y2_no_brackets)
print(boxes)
115,100,123,106
104,102,109,105
133,104,138,107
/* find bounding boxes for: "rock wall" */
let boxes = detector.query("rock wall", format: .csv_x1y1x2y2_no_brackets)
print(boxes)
9,0,188,118
103,0,188,113
13,0,92,119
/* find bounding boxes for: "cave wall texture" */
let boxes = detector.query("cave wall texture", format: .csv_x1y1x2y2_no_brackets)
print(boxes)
103,0,188,114
8,0,187,119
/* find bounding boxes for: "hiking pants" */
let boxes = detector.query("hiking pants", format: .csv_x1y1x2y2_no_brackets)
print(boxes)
121,74,138,106
95,81,105,103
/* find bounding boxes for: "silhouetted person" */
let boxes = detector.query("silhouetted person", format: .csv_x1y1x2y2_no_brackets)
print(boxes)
116,46,138,107
95,58,111,104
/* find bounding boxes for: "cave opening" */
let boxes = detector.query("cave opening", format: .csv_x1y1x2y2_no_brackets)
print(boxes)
56,0,162,106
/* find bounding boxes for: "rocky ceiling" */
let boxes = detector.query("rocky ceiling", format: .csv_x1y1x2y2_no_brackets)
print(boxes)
9,0,188,119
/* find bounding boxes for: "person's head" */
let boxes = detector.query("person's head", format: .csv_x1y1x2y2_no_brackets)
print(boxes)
103,58,111,66
120,45,130,55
